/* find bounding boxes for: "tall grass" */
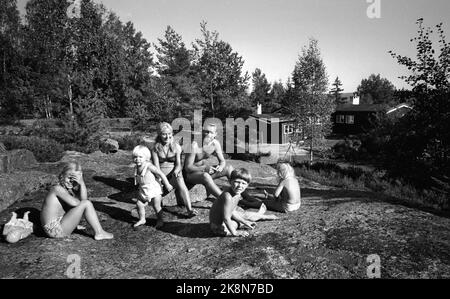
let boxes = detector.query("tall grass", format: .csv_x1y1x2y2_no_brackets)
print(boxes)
294,161,449,210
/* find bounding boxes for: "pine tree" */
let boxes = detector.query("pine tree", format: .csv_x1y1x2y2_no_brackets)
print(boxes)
193,21,250,119
250,68,272,112
154,26,202,117
330,76,344,105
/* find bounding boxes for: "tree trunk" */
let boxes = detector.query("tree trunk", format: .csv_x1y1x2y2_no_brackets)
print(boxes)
309,121,314,166
210,80,215,118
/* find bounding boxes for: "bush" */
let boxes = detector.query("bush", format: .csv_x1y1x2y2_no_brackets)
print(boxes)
332,139,362,160
293,160,449,210
0,135,64,162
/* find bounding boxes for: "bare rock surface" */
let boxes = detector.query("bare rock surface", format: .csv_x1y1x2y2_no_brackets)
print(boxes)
0,150,449,278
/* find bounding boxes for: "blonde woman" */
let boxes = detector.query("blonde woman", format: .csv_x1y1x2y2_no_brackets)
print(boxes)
151,123,198,217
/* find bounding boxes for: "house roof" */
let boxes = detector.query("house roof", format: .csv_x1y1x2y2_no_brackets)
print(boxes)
340,92,357,98
386,103,413,114
335,104,386,112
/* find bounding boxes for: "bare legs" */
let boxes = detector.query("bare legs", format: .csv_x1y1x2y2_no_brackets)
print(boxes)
60,199,113,240
133,195,164,228
171,176,198,216
185,164,234,198
241,204,279,222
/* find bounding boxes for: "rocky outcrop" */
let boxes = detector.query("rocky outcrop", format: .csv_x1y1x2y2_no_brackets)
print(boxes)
0,171,56,212
1,150,450,279
0,149,37,174
99,138,119,154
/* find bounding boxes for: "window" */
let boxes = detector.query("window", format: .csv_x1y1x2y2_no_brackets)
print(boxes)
283,124,294,135
346,115,355,124
336,115,345,123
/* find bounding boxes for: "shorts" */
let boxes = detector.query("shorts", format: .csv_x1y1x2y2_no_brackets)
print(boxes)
138,183,163,202
42,216,65,239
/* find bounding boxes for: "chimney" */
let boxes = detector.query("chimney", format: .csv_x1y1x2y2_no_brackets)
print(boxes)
352,96,360,105
256,102,262,115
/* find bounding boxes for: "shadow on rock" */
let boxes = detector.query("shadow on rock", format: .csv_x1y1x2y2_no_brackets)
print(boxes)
159,221,215,238
93,176,137,204
93,176,135,192
93,201,135,224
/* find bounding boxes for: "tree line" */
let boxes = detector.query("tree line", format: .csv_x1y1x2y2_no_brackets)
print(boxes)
1,0,291,124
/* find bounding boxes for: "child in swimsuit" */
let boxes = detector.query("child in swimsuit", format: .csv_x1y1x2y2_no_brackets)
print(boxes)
40,162,113,240
240,162,301,213
133,145,173,228
151,122,198,217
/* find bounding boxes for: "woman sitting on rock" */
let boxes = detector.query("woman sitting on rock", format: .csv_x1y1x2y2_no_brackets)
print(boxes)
40,162,113,240
151,122,198,217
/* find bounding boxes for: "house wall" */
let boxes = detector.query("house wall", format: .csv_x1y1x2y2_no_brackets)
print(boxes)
332,111,378,135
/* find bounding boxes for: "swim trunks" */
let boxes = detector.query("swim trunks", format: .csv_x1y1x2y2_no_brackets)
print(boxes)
43,216,65,238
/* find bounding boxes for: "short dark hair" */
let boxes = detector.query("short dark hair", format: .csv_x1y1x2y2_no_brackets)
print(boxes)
230,168,252,184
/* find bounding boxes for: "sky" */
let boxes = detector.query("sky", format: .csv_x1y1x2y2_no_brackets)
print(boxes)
16,0,450,93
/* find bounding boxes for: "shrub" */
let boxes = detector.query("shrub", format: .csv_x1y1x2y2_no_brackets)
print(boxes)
0,135,64,162
332,139,362,160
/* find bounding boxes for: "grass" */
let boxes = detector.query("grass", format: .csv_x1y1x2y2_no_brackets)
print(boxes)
294,161,449,211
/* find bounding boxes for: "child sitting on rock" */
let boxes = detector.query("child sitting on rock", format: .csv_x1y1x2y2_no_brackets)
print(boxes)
209,168,278,237
40,162,113,240
241,162,301,213
132,145,173,228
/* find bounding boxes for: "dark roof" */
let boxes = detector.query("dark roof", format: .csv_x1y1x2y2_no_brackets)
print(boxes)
335,104,385,112
340,92,357,98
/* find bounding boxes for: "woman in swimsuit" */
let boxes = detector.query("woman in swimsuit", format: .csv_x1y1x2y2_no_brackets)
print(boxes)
40,162,113,240
151,122,198,217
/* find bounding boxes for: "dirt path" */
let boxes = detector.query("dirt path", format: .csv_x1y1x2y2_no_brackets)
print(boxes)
1,150,449,278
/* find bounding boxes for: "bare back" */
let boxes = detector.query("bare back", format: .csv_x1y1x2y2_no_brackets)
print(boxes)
40,185,68,225
280,177,301,205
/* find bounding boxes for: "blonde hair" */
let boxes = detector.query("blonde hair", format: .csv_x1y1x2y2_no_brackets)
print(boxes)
58,161,82,182
58,162,82,192
155,122,176,153
132,145,151,161
157,122,173,136
277,163,295,180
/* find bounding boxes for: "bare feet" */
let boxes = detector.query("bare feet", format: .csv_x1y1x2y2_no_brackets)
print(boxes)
258,203,267,214
94,231,114,240
133,219,146,227
186,209,199,218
